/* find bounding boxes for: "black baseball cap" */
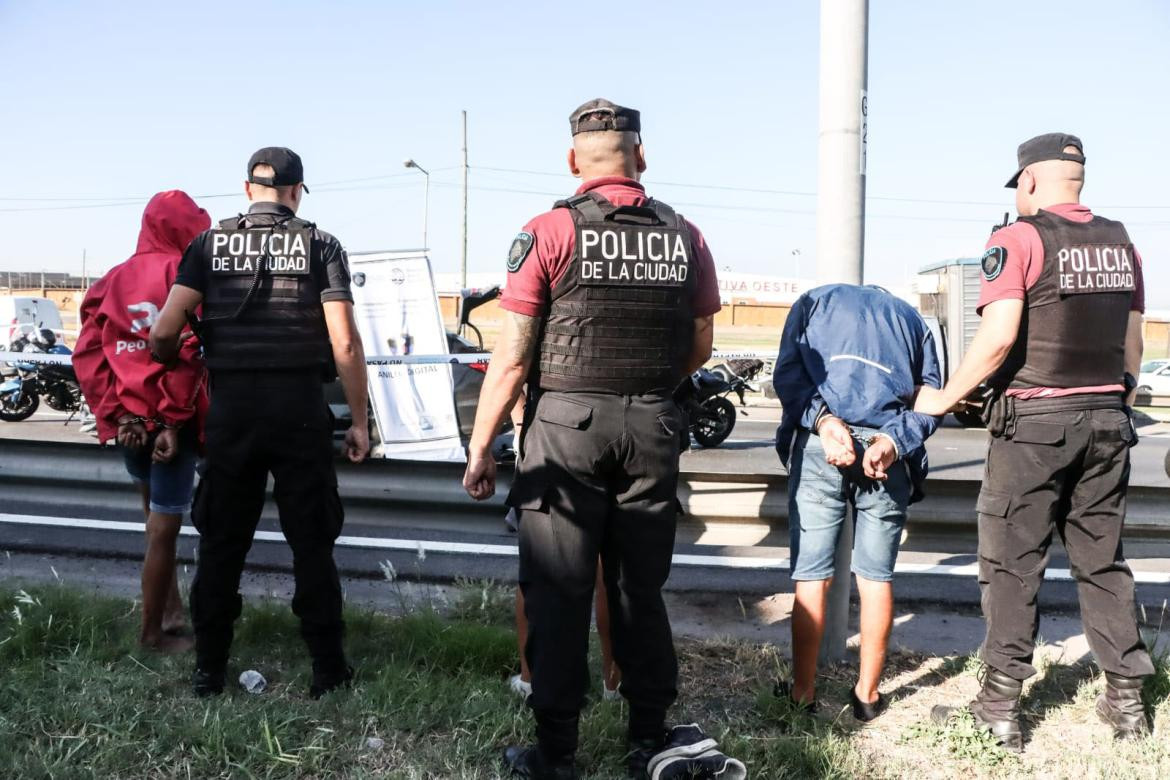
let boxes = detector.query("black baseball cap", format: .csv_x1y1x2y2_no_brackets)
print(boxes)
1005,133,1085,188
569,98,641,136
247,147,309,193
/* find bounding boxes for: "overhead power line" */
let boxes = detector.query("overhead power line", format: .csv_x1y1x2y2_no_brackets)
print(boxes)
472,165,1170,210
2,164,1169,226
0,167,459,212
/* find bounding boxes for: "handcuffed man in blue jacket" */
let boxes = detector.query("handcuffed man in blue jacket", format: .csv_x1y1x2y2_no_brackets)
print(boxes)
773,284,942,722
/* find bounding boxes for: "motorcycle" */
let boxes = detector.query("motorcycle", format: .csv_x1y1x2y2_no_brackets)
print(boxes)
0,328,83,422
675,367,749,448
708,357,767,388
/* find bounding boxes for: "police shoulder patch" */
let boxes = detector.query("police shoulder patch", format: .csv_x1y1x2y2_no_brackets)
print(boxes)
507,232,534,273
982,246,1007,282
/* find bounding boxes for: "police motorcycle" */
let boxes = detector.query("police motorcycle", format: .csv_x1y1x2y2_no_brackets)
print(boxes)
675,367,748,448
0,328,83,422
707,357,766,389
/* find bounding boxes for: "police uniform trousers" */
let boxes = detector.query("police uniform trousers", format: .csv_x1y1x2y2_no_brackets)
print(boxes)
512,390,683,752
190,370,346,672
975,402,1153,681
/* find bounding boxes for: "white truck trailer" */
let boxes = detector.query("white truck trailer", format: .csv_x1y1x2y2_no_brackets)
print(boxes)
917,258,986,427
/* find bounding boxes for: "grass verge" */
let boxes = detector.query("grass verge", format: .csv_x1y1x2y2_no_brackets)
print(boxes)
0,584,859,779
4,581,1170,778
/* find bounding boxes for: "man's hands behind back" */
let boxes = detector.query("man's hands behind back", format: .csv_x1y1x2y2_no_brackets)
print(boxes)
862,436,897,481
817,415,856,467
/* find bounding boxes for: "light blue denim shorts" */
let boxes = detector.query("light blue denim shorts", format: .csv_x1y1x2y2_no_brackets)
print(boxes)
788,427,910,582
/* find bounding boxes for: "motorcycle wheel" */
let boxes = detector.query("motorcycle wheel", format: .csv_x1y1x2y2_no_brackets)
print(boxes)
0,389,39,421
693,396,736,447
43,383,80,412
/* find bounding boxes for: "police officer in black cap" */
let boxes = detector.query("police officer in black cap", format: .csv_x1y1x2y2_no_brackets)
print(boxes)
463,100,730,779
917,133,1153,749
151,146,370,697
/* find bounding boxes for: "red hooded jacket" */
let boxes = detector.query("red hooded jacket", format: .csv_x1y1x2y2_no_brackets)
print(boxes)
74,191,211,443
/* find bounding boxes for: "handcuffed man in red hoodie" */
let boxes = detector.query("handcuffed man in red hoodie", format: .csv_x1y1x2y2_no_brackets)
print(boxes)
74,190,211,652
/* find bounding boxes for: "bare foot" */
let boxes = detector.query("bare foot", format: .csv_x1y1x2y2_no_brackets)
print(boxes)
603,664,622,692
162,620,192,636
162,611,191,636
140,633,195,654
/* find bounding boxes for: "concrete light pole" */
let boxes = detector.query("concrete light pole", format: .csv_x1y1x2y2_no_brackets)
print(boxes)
461,111,469,289
816,0,869,663
403,158,431,251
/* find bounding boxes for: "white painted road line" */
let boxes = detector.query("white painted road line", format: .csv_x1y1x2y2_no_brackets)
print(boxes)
3,513,1170,583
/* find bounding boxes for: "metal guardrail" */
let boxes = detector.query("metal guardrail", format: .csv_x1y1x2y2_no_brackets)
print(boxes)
2,439,1168,537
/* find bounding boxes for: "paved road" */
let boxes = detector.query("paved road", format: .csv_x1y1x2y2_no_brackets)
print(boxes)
681,403,1170,487
5,402,1170,486
4,402,1170,609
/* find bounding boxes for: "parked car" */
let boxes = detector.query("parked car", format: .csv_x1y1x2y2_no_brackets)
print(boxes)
1137,359,1170,403
325,286,503,452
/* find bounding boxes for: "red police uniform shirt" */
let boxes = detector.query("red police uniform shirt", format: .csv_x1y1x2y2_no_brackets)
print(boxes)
500,176,722,319
977,203,1145,398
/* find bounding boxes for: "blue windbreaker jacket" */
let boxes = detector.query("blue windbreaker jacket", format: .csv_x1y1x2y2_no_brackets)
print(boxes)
773,284,942,502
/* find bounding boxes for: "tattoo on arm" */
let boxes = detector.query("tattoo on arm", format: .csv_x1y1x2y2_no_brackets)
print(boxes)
508,312,540,364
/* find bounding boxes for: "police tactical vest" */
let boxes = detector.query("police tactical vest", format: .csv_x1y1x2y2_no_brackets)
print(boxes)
200,213,332,373
991,209,1136,391
537,191,696,394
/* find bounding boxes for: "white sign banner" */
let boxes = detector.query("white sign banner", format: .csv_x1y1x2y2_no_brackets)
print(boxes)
716,272,814,304
349,253,464,462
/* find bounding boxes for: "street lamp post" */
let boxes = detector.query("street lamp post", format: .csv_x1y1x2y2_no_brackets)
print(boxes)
816,0,869,664
403,158,430,251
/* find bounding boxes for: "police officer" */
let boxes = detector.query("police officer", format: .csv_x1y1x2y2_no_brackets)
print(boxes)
462,100,723,779
916,133,1153,749
151,147,370,697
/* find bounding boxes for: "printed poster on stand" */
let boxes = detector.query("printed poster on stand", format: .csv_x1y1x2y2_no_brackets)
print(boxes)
348,251,465,462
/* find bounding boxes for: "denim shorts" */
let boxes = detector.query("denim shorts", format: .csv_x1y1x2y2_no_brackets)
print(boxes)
122,428,198,515
788,427,911,582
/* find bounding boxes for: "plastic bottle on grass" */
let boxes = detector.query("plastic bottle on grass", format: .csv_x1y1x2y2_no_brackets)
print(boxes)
239,670,266,694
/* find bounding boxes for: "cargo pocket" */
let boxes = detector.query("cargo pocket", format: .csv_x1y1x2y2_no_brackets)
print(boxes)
536,395,593,429
1013,420,1065,446
975,489,1011,565
975,489,1011,519
505,480,550,516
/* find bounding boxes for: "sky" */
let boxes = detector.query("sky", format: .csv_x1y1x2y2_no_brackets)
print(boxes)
1,0,1167,307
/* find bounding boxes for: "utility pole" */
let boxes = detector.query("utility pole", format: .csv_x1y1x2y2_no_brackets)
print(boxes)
816,0,869,663
81,248,87,290
461,110,469,290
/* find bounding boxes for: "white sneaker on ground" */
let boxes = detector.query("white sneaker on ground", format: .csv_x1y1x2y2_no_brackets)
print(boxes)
603,677,622,701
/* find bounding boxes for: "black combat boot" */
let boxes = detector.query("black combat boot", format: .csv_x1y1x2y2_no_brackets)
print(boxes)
191,666,226,697
625,733,665,779
931,667,1023,753
1096,672,1150,740
502,746,580,779
309,659,354,699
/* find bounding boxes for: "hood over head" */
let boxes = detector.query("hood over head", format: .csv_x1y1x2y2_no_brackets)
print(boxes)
135,190,210,256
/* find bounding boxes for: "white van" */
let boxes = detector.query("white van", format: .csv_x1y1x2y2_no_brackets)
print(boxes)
0,296,64,348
